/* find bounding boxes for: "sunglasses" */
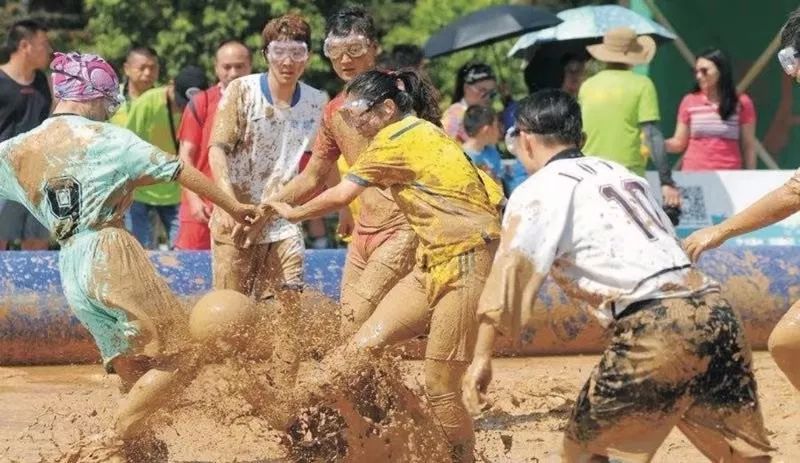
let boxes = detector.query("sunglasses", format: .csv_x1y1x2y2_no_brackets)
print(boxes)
778,46,800,76
323,36,371,60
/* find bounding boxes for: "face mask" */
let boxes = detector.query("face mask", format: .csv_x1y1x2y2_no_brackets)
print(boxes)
266,41,309,63
323,34,370,60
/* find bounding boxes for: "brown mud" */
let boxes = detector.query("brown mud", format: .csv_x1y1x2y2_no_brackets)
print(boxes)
1,352,798,462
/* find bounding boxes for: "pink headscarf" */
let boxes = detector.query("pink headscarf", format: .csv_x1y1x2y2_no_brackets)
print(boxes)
50,52,121,102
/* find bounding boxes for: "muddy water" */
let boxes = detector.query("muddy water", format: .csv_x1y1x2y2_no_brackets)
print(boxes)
1,353,798,462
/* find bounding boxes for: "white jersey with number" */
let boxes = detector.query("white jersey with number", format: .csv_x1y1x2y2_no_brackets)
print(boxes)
501,154,718,326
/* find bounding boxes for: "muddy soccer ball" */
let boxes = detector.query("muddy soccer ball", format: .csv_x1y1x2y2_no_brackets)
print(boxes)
189,289,255,350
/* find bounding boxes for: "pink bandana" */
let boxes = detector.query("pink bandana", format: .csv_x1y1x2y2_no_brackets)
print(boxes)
50,52,121,102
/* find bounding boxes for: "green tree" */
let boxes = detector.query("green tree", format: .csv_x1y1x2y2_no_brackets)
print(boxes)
82,0,415,94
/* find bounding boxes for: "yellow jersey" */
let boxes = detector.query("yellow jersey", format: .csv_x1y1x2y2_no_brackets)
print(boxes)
347,116,502,267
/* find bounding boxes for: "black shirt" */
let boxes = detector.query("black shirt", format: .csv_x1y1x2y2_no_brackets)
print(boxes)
0,69,51,142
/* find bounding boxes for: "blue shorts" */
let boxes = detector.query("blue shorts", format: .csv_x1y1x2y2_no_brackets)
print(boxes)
59,228,187,370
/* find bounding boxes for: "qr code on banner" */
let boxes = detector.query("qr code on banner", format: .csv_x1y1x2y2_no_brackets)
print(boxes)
678,185,711,227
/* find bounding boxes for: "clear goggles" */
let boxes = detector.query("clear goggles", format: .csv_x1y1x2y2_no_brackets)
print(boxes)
778,46,799,76
266,41,309,63
104,92,124,116
323,35,370,60
339,98,374,118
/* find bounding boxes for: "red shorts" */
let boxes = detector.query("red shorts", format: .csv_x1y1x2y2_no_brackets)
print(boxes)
175,221,211,250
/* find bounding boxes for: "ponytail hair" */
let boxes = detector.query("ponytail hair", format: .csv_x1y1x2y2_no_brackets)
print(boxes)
346,69,442,126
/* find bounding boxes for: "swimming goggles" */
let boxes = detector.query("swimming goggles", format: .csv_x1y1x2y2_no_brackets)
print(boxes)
323,35,371,60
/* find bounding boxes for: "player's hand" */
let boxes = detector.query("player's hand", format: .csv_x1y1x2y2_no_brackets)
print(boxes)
683,226,725,262
215,210,238,234
231,202,258,225
662,184,682,208
234,203,278,249
187,193,211,223
266,201,298,222
462,355,493,416
337,207,354,238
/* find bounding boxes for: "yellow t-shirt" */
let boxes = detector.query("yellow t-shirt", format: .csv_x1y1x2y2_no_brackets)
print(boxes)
346,116,502,267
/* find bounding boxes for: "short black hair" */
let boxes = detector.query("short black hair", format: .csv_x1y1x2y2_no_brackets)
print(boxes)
389,44,423,69
1,19,47,59
782,7,800,50
325,6,377,41
126,45,158,61
516,89,583,147
463,105,496,137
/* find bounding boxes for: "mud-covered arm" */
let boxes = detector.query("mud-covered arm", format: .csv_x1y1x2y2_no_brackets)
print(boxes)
269,178,364,223
208,80,245,198
177,164,254,224
270,154,336,206
685,171,800,261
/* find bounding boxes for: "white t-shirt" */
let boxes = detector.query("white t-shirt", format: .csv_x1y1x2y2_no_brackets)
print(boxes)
210,73,327,244
489,152,717,328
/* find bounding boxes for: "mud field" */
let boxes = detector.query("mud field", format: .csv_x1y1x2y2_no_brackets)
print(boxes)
0,352,797,462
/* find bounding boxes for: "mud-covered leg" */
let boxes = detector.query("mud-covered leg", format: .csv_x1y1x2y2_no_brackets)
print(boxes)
768,298,800,390
112,358,199,462
425,360,474,463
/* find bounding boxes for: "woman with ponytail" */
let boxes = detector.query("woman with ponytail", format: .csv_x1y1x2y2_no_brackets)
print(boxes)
269,68,504,461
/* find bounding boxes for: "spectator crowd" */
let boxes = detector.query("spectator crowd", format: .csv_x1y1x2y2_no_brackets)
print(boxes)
0,12,761,251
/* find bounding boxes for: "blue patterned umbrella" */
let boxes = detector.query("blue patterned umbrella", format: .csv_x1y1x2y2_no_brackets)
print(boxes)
508,5,676,60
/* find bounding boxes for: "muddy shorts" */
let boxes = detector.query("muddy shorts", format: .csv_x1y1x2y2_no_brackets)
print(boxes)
339,226,416,332
59,228,187,371
353,241,498,362
212,231,304,301
565,293,773,461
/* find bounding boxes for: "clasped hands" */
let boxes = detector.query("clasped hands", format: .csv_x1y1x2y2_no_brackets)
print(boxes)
218,200,299,249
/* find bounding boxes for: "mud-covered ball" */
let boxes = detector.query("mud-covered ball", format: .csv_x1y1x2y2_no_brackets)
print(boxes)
189,290,255,350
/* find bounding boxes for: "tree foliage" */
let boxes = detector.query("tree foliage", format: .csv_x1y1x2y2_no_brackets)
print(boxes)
4,0,610,98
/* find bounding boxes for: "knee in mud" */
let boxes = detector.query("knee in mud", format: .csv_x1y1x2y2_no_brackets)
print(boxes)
768,326,800,361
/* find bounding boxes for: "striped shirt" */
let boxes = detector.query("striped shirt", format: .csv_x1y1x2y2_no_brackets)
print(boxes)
678,92,756,170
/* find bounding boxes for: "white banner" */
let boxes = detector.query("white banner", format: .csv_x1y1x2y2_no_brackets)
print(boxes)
646,170,797,245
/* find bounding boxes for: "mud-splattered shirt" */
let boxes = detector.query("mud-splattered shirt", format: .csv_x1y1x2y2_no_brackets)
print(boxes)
314,92,408,234
209,74,326,244
479,154,718,333
346,115,503,267
0,115,181,242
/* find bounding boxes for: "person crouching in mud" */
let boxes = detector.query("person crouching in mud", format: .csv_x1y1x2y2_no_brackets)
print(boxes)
0,52,258,462
462,90,773,462
269,69,504,462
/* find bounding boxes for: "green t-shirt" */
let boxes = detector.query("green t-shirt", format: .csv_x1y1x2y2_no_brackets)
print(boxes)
578,69,660,176
109,99,131,127
124,86,182,205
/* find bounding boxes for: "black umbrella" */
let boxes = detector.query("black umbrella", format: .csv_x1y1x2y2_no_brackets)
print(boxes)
423,5,562,59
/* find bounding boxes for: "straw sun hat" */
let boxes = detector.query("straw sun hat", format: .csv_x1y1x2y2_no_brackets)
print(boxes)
586,27,656,65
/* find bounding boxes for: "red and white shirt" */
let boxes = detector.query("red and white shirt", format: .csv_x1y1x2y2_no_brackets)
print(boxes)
678,92,756,171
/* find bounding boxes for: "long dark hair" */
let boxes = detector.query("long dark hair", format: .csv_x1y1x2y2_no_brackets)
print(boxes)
693,48,739,120
346,69,442,125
